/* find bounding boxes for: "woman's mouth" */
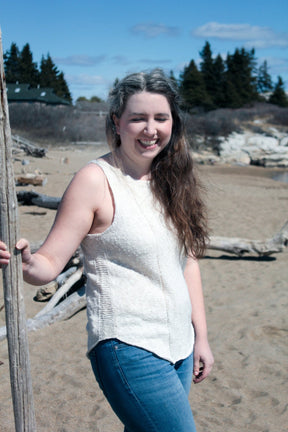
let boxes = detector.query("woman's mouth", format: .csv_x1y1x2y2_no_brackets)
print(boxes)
138,139,158,149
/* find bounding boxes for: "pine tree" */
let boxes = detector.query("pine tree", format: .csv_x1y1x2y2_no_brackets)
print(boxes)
213,54,226,107
55,71,72,103
257,60,273,93
224,48,258,107
179,60,213,111
39,54,71,103
19,43,39,86
39,54,59,88
269,76,288,107
199,41,217,108
4,42,21,83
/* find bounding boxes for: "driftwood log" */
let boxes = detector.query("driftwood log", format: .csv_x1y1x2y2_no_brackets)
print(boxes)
12,134,46,158
208,220,288,257
0,285,86,340
0,31,37,431
17,190,60,209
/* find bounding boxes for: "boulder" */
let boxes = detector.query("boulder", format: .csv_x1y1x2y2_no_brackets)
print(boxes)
219,131,288,167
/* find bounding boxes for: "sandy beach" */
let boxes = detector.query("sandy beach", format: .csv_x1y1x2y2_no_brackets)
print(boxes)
0,144,287,432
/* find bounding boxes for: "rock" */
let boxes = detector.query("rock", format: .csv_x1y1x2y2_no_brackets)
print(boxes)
280,136,288,147
35,281,58,302
219,131,288,168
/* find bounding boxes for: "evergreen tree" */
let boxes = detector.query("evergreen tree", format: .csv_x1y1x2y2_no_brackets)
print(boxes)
179,59,213,111
199,41,217,108
4,42,21,83
55,71,72,103
39,54,59,88
269,76,288,107
213,54,226,107
224,48,258,107
222,75,242,108
40,54,71,103
19,43,39,86
257,60,273,93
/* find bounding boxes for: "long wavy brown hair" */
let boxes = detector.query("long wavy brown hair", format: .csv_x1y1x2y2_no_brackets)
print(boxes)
106,69,209,258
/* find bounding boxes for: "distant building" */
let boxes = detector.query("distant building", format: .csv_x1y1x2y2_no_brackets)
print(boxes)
6,83,70,105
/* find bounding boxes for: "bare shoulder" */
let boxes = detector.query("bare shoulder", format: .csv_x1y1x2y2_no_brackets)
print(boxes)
61,160,109,211
71,160,109,193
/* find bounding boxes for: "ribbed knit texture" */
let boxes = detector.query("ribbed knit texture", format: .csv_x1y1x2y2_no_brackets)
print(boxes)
81,159,194,363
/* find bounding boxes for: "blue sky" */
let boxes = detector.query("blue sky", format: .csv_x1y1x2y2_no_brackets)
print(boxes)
1,0,288,102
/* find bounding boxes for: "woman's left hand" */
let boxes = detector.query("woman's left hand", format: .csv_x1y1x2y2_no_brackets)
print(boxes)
193,337,214,384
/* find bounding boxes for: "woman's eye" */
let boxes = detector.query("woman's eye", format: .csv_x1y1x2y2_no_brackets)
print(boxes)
130,118,144,122
156,118,167,122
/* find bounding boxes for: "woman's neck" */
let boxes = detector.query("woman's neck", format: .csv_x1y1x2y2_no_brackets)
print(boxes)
112,148,152,180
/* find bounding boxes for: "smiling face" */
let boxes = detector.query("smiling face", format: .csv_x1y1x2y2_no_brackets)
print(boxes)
113,91,173,168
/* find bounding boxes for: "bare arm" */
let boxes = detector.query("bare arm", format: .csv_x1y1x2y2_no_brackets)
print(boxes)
0,163,107,285
184,256,214,383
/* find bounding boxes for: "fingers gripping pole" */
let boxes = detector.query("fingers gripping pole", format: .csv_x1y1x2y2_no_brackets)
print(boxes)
0,30,36,431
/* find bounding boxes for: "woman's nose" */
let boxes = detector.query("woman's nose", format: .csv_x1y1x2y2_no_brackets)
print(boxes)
144,122,157,136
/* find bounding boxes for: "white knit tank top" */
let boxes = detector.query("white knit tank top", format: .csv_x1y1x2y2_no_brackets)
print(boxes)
81,159,194,363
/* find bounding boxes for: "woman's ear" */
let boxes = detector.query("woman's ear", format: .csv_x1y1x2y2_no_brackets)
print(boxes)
113,115,120,134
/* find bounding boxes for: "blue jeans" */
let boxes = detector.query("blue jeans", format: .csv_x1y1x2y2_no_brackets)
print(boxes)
89,339,197,432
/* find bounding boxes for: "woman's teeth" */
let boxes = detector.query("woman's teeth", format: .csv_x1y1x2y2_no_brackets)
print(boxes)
139,139,157,147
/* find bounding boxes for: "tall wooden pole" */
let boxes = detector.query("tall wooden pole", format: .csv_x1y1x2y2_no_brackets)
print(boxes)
0,30,36,431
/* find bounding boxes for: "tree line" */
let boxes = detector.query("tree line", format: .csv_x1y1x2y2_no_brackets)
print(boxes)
4,41,288,110
4,42,72,103
176,41,288,111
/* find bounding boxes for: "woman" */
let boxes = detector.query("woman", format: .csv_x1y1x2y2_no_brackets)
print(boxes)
0,69,214,431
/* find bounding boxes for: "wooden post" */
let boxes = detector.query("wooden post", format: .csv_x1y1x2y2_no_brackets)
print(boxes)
0,30,36,431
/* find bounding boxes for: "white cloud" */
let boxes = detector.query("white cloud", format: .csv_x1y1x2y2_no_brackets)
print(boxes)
192,22,288,49
131,23,180,38
66,74,107,86
53,55,106,66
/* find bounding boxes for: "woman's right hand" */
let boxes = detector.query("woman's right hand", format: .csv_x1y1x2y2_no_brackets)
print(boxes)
0,241,11,267
0,239,32,269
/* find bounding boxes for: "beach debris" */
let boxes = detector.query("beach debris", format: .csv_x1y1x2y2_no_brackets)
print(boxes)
17,190,60,209
209,220,288,257
34,267,83,317
16,173,47,186
12,134,46,158
35,281,58,302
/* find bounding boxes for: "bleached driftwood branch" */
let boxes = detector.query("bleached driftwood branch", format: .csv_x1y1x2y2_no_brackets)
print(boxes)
208,220,288,257
0,284,86,341
34,268,83,318
12,134,46,158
